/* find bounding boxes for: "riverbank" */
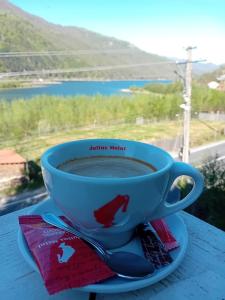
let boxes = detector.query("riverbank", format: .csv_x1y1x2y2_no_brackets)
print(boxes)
120,87,152,94
0,79,62,90
0,78,170,91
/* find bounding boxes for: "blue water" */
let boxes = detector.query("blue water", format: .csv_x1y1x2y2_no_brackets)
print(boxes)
0,80,171,100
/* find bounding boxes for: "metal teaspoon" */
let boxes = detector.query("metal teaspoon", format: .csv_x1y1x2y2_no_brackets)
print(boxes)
42,213,155,280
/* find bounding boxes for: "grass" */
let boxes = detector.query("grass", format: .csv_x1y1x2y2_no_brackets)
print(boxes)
1,119,224,161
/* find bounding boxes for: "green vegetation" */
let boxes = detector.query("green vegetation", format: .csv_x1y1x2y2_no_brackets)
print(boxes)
143,81,183,94
0,14,51,55
1,79,225,161
15,160,44,194
0,1,175,79
0,118,224,162
0,93,180,140
0,83,224,146
2,159,44,196
143,81,225,111
0,80,25,89
0,12,86,73
185,157,225,231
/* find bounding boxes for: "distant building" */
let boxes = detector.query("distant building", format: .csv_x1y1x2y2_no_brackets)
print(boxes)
0,149,26,190
208,81,219,89
217,74,225,91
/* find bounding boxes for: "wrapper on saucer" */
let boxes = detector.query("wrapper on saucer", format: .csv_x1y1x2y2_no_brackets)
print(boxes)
19,215,115,295
137,223,173,269
150,219,179,251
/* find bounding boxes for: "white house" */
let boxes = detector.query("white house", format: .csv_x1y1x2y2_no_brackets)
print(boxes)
207,81,219,89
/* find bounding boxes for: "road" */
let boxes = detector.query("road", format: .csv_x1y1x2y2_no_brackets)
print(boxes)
172,140,225,165
189,140,225,165
1,140,225,216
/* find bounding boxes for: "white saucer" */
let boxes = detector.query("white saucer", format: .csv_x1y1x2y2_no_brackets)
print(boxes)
18,198,188,294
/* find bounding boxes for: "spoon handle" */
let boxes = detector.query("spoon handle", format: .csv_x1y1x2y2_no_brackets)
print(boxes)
42,213,107,259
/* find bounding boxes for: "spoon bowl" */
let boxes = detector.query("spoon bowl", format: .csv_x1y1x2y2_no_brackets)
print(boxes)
42,213,155,280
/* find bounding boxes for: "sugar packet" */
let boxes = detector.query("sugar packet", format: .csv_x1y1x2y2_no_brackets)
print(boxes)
19,215,115,295
137,223,173,269
150,219,179,251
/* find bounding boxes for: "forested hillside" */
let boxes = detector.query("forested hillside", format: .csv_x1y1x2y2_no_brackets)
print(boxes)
0,0,175,79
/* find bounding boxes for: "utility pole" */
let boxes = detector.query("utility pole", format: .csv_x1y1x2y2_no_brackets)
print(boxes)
182,46,195,163
176,47,205,163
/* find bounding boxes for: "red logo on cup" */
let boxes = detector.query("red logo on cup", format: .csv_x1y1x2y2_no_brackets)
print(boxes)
94,195,130,228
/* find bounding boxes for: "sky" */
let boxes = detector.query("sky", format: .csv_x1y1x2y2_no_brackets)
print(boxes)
10,0,225,65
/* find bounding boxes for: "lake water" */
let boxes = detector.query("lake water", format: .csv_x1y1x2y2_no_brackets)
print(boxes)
0,80,171,100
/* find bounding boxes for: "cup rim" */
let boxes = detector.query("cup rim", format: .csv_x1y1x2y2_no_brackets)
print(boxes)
41,138,174,183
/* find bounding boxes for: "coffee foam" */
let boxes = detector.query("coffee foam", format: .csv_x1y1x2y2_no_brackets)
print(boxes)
58,156,155,178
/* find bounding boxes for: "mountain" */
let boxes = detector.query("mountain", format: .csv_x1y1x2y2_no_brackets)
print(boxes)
197,64,225,84
165,56,220,76
193,62,219,76
0,0,176,79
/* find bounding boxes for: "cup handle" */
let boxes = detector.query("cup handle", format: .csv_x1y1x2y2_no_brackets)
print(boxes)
150,162,204,220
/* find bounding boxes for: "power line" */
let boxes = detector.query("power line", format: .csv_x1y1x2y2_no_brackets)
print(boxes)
0,61,176,78
0,48,146,58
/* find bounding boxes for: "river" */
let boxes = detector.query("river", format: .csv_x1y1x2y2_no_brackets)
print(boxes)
0,80,171,100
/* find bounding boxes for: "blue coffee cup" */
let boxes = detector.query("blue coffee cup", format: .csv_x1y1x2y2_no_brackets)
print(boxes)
41,139,204,248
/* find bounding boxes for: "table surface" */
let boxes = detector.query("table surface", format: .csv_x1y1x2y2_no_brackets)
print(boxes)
1,205,225,300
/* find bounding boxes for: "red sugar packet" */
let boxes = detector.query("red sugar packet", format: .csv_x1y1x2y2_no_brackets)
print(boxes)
19,215,115,295
150,219,179,251
137,223,173,269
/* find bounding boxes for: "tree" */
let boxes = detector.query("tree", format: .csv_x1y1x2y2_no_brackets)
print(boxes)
185,156,225,231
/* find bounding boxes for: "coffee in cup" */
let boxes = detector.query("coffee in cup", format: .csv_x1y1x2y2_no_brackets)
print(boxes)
57,156,156,178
